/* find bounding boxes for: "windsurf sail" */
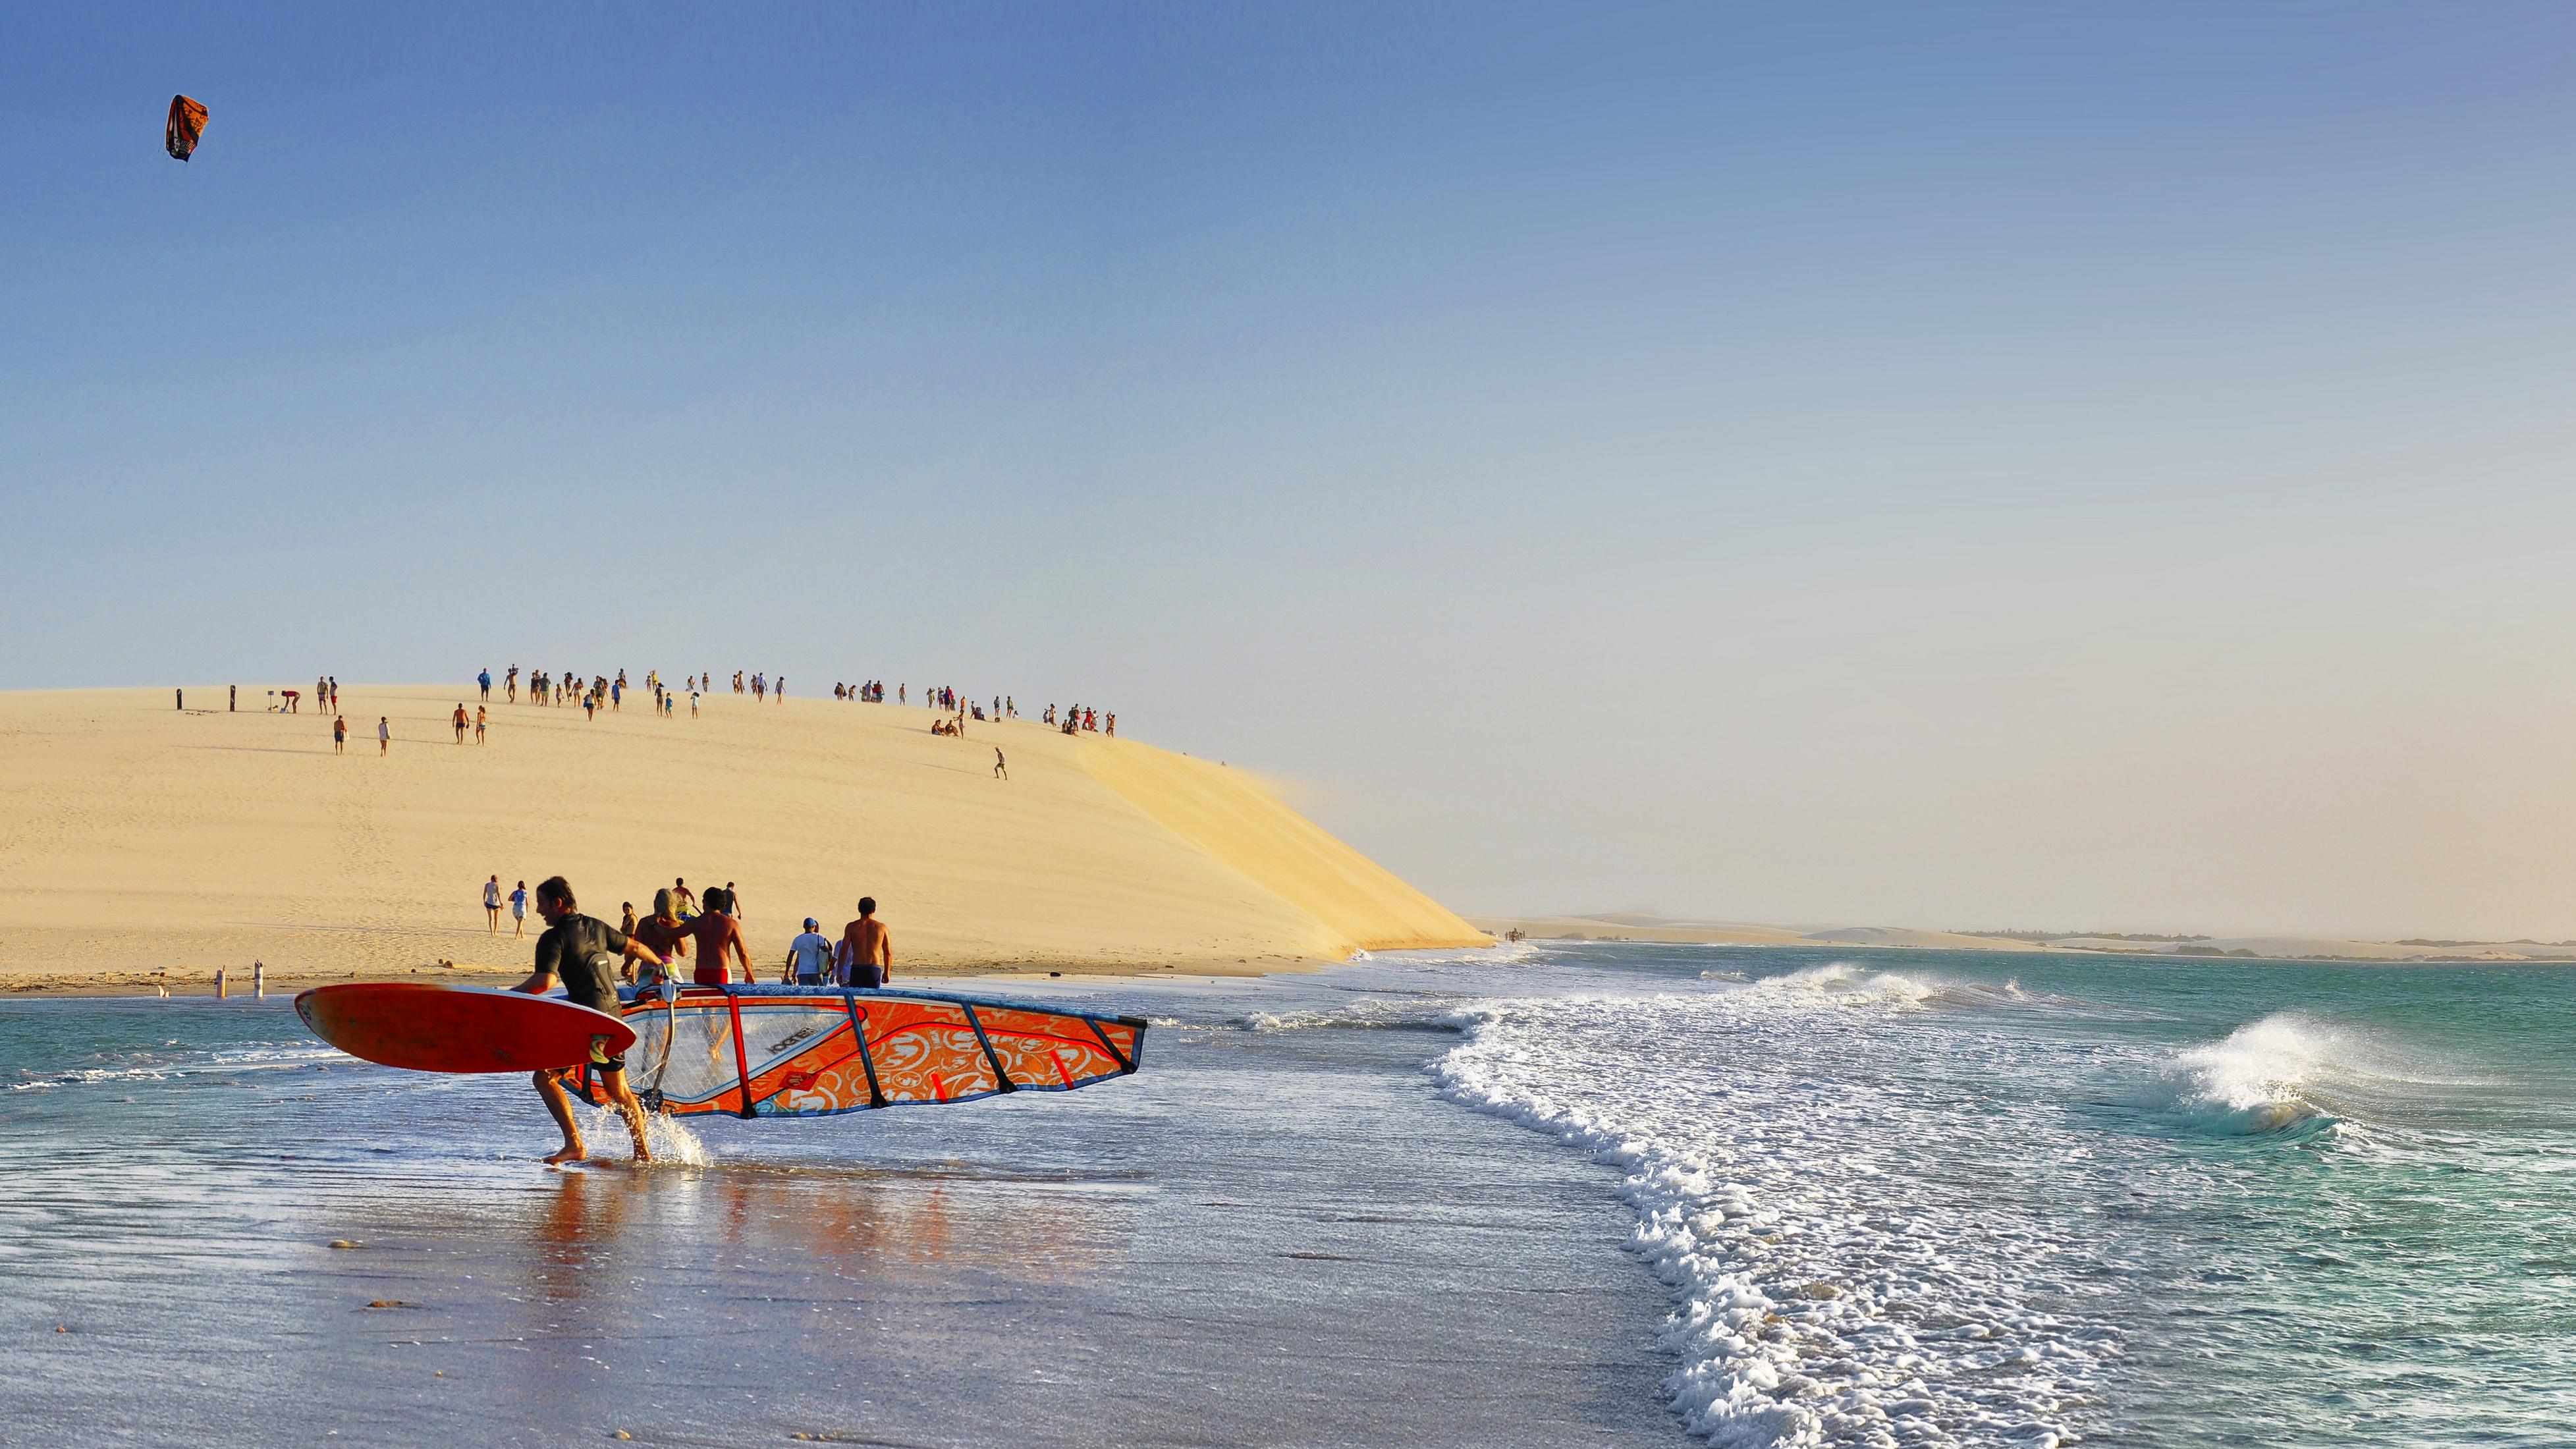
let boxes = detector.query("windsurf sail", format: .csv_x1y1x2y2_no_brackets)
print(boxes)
574,984,1147,1120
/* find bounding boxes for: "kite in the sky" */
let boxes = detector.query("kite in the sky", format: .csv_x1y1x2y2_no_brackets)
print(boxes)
165,95,207,161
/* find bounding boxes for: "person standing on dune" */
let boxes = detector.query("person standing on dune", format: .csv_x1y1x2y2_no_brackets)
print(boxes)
377,716,390,755
485,875,502,933
333,713,346,755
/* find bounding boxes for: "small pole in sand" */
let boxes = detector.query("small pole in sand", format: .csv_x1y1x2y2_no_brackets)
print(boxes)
177,688,184,711
230,684,236,711
253,961,265,998
215,968,227,1000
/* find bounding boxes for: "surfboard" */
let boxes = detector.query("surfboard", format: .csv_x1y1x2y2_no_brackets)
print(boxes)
295,983,638,1074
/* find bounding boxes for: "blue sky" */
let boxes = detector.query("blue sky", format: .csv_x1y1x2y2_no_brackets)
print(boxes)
9,5,2576,935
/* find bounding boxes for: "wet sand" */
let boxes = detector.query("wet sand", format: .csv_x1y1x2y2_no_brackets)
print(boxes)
0,969,1682,1446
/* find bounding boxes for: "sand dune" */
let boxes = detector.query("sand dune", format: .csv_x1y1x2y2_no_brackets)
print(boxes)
0,686,1487,991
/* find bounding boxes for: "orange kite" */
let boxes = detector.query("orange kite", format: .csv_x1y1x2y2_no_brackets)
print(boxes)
165,94,206,161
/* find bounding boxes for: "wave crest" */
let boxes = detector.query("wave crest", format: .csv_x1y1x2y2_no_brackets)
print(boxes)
2158,1011,2477,1138
1746,961,2027,1011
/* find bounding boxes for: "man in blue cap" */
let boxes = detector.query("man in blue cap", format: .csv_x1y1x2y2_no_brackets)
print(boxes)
785,917,833,986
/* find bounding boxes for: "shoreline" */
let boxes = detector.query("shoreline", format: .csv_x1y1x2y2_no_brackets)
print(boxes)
0,954,1327,998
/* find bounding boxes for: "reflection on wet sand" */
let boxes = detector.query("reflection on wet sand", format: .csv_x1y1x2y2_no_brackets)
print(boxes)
525,1161,1120,1284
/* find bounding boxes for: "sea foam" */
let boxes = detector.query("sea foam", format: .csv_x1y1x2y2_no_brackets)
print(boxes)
1433,971,2111,1446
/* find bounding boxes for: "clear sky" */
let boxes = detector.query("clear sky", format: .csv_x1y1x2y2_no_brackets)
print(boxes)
9,4,2576,939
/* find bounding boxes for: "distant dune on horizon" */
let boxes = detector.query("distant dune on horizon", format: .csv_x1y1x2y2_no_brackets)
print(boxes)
1473,914,2576,964
0,686,1487,990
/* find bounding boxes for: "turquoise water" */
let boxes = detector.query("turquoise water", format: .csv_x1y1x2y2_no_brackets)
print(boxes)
3,947,2571,1446
1433,944,2576,1445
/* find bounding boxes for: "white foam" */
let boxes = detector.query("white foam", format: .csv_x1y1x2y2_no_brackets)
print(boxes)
575,1103,713,1166
1434,986,2113,1446
2157,1010,2480,1137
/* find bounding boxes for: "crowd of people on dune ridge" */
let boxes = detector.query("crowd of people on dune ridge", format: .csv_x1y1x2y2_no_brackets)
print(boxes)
306,667,1119,759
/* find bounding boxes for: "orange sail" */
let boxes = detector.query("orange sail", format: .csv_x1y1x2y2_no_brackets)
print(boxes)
576,985,1147,1119
166,95,207,161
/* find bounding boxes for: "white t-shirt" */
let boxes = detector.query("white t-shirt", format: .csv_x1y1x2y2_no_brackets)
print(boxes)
788,931,831,979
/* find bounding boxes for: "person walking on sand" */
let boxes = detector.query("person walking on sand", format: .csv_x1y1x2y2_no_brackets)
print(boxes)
672,878,697,917
452,703,469,743
478,668,491,702
333,713,347,754
475,705,487,744
725,882,743,925
620,900,638,935
837,898,892,989
485,875,503,933
632,889,692,987
510,879,529,937
512,875,665,1164
786,917,831,985
377,717,391,755
993,747,1007,780
684,887,752,985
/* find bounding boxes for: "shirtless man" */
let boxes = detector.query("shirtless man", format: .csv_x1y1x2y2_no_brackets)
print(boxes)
671,877,698,917
838,897,892,988
452,703,469,743
630,889,692,986
685,887,752,985
512,875,665,1164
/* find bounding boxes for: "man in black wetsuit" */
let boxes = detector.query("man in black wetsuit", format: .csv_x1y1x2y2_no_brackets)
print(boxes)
512,875,666,1164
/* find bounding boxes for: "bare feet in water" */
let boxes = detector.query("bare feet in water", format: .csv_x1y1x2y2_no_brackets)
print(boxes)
542,1143,586,1165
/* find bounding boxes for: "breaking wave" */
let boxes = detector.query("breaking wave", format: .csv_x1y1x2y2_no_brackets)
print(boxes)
2152,1011,2478,1139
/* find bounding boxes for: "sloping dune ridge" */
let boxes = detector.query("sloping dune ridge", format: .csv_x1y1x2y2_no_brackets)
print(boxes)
0,686,1487,989
1079,743,1485,954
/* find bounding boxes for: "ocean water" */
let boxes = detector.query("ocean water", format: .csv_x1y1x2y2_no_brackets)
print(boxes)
3,946,2571,1446
1427,944,2576,1447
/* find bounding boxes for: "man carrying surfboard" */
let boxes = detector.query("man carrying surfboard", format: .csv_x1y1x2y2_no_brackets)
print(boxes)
512,875,667,1164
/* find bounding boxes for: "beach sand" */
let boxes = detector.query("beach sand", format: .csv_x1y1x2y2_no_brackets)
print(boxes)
0,686,1487,993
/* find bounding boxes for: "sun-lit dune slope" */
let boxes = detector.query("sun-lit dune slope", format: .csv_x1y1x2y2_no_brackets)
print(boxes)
1078,740,1489,956
0,686,1483,986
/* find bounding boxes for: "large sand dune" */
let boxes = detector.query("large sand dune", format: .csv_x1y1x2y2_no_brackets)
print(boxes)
0,686,1486,990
